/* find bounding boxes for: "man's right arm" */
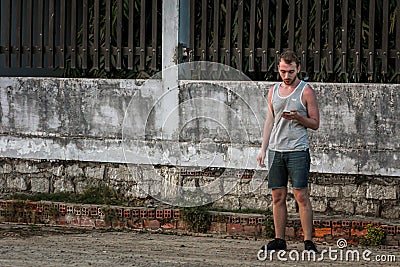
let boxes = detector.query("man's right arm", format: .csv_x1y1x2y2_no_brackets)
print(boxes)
257,87,274,167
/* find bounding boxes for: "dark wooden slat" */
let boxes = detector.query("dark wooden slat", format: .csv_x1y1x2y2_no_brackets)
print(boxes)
25,0,33,67
82,0,89,69
397,0,400,73
37,0,44,68
4,0,11,67
288,0,295,50
381,0,389,75
248,0,256,71
151,0,158,70
368,0,375,74
274,0,282,71
59,0,66,68
139,0,146,70
236,0,244,70
48,0,55,68
93,0,100,69
261,0,269,71
314,0,321,72
301,0,308,73
355,0,362,75
116,0,123,70
224,0,232,66
340,0,348,74
213,0,220,63
105,0,111,71
70,0,77,69
327,0,334,73
16,0,22,68
128,0,135,69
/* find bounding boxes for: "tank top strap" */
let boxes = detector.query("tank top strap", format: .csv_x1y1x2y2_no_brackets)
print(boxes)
295,80,307,94
272,82,281,102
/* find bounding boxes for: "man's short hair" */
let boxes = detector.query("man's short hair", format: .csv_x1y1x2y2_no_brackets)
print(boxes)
279,49,300,67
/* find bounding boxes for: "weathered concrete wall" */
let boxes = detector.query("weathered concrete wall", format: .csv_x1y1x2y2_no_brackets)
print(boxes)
1,77,399,175
312,83,399,176
0,77,399,217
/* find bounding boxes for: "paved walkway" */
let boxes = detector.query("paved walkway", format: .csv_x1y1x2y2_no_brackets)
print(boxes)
0,224,398,267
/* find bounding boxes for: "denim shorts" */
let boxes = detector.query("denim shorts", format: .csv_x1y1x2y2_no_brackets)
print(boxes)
267,149,310,189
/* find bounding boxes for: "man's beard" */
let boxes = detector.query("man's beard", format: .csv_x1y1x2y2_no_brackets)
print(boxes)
283,79,294,85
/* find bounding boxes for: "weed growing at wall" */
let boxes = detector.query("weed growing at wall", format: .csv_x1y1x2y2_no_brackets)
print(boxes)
75,185,126,205
181,206,212,233
359,224,386,246
101,206,118,227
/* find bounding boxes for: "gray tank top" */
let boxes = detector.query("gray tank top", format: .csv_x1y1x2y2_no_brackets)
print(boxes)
268,80,309,152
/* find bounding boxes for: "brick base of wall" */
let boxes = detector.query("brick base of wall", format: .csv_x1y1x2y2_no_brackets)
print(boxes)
0,200,399,247
1,158,399,219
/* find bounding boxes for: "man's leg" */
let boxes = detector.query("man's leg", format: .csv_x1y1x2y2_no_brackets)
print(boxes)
293,188,313,241
262,150,289,251
272,187,288,239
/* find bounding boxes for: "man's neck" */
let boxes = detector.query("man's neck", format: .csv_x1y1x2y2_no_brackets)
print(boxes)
281,78,301,89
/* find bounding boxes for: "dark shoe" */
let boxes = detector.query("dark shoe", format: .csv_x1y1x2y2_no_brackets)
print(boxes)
304,240,319,253
261,238,287,251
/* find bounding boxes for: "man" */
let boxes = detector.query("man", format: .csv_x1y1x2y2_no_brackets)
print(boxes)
257,49,320,252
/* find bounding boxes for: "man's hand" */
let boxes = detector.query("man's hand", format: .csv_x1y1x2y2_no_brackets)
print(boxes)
281,110,298,120
257,150,266,167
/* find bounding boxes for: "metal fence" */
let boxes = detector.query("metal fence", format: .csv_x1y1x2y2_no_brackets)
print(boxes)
1,0,400,82
186,0,400,82
0,0,161,77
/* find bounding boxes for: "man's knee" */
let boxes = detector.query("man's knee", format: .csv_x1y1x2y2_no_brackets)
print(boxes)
293,189,310,206
272,189,287,205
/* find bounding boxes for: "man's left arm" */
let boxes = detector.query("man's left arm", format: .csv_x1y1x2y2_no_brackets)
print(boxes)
293,85,320,130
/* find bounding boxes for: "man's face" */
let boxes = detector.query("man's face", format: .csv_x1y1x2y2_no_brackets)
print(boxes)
278,60,300,85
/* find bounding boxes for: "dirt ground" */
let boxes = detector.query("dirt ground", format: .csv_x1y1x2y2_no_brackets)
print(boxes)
0,223,398,267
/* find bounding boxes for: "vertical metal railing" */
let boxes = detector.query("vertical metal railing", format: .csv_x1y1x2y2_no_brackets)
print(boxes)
368,0,375,75
261,0,269,72
1,0,400,82
212,0,219,64
4,0,11,67
274,0,282,72
70,0,77,69
354,0,362,78
25,0,33,67
381,0,389,75
314,0,321,74
327,0,334,74
185,0,400,82
396,0,400,73
37,0,44,68
340,0,348,75
223,0,231,67
0,0,161,76
300,0,308,74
